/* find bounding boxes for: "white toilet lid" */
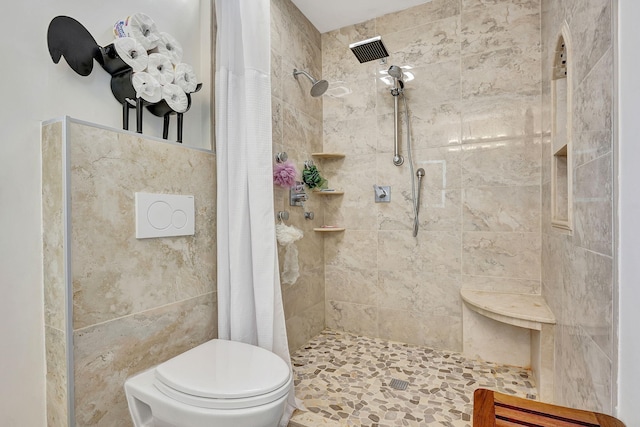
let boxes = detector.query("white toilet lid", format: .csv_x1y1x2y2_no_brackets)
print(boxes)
154,339,291,401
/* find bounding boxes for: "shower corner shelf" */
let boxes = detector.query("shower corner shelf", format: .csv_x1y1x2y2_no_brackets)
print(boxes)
311,152,345,159
313,190,344,196
313,226,345,233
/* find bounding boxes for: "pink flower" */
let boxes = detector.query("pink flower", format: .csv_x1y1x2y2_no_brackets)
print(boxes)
273,160,297,188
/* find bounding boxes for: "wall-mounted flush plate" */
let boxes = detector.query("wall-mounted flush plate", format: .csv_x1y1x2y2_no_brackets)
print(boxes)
374,185,391,203
135,192,195,239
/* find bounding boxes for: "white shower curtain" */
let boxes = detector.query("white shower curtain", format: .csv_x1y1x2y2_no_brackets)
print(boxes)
215,0,298,425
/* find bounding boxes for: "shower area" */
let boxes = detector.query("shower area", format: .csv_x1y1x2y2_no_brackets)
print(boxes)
270,0,615,424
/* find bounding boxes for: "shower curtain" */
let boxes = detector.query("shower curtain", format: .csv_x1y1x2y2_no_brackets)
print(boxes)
215,0,298,425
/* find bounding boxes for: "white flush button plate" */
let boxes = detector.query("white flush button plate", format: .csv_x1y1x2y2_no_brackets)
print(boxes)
135,192,195,239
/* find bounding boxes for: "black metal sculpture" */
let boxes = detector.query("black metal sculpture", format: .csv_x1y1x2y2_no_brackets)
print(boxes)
47,16,201,143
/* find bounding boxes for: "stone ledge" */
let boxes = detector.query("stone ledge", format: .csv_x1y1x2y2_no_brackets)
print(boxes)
460,289,556,331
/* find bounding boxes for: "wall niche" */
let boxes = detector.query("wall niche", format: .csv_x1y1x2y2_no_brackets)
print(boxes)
551,30,572,232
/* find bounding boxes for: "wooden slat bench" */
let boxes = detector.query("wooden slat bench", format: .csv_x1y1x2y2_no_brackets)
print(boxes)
473,388,625,427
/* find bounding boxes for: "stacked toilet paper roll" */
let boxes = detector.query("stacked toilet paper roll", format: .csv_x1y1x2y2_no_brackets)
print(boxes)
174,63,198,93
132,72,162,103
112,13,200,114
147,53,174,85
114,13,160,50
113,37,148,72
157,32,183,65
162,84,188,113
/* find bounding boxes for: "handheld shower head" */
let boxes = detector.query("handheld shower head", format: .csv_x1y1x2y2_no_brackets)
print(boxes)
416,168,425,178
293,68,328,97
388,65,404,81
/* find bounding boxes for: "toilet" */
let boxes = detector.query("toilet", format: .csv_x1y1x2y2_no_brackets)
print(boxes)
124,339,292,427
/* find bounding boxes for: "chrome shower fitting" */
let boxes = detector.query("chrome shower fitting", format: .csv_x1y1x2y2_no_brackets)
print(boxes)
293,69,328,97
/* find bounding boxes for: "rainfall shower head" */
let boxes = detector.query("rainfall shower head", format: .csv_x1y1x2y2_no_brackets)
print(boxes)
349,36,389,63
293,68,328,97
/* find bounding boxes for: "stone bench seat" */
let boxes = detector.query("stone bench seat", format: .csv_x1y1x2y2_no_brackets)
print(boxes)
460,289,556,401
460,289,556,331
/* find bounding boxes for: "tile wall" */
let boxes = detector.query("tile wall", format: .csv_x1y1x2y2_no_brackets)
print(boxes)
541,0,616,414
320,0,542,352
271,0,327,351
42,118,217,426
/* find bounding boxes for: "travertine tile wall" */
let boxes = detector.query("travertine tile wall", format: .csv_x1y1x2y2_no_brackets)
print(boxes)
321,0,542,352
271,0,326,351
42,118,217,426
541,0,616,413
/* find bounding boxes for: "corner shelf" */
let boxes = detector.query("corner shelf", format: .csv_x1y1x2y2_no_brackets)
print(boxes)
311,152,345,159
313,227,345,233
313,190,344,196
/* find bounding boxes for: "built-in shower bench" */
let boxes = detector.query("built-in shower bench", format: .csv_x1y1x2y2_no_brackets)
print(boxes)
460,289,556,402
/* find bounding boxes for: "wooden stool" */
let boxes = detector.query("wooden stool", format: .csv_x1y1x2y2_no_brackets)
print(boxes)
473,388,625,426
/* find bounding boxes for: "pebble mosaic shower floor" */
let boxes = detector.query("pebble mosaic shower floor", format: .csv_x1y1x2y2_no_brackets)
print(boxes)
290,330,537,427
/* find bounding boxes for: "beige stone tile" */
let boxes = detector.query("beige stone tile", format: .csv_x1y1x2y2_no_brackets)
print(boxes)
461,0,540,56
379,308,463,351
286,301,325,352
283,266,325,319
73,293,216,426
322,154,378,230
322,20,378,82
42,122,66,331
378,270,461,315
565,0,612,85
382,16,461,68
461,274,540,294
558,325,613,414
283,58,324,122
378,230,461,274
376,0,461,35
326,300,378,337
461,137,541,187
275,0,321,47
573,48,613,135
325,230,377,269
573,153,612,256
283,104,323,159
69,123,216,329
271,49,283,100
573,130,612,168
461,94,542,143
568,247,613,359
322,75,377,122
323,117,378,156
462,46,540,99
463,185,540,232
326,265,378,307
272,97,284,144
45,326,68,427
462,231,541,280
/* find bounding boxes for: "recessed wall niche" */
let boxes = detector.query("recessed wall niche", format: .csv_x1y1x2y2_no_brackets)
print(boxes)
551,30,572,231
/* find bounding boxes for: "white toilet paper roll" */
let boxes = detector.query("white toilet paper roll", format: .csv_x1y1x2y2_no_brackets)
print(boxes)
173,63,198,93
157,32,183,65
114,13,161,51
132,72,162,103
113,37,148,72
162,84,189,113
147,53,174,86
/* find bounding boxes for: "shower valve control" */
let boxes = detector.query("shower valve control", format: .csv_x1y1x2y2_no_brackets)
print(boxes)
374,185,391,203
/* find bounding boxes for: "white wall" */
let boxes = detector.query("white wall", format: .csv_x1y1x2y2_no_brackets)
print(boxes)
617,0,640,425
0,1,211,425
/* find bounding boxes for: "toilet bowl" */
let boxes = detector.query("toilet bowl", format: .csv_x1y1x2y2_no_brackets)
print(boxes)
124,339,292,427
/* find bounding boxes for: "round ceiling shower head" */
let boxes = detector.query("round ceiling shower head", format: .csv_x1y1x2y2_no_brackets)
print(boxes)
293,68,328,97
311,79,329,97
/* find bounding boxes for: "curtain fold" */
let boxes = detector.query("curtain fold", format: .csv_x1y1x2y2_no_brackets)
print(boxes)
215,0,298,425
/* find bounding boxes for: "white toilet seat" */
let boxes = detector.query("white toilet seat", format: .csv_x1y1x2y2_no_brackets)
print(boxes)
152,339,292,410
